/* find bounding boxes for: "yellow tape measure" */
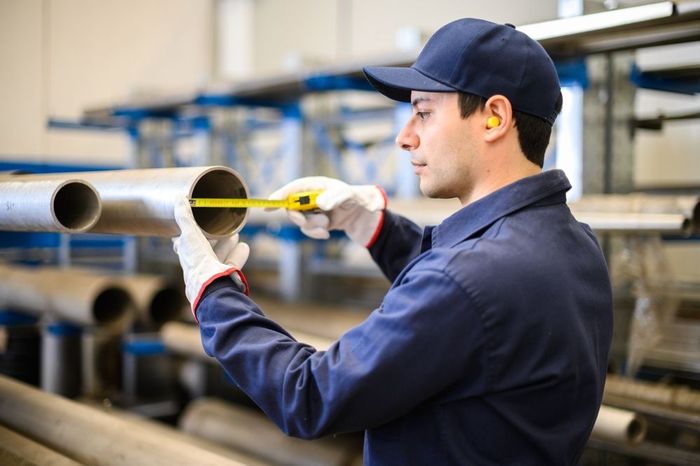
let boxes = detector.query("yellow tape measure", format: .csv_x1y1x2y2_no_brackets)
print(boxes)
189,190,322,212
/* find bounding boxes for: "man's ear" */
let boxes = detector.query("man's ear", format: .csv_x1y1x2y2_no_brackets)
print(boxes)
483,95,512,142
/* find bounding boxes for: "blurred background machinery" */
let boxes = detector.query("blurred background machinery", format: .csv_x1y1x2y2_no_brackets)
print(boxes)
2,1,700,464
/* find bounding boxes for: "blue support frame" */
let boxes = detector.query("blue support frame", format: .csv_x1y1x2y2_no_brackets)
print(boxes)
630,63,700,95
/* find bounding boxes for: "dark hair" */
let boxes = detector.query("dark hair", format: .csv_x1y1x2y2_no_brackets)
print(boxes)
458,92,562,167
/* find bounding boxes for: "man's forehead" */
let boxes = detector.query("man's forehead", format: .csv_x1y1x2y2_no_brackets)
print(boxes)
411,91,458,106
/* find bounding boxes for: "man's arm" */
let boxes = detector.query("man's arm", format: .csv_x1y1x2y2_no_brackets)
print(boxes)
196,266,488,439
368,210,424,282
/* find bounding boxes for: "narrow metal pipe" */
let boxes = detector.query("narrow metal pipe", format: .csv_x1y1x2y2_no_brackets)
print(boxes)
0,375,247,466
591,405,647,444
0,263,133,328
0,424,82,466
180,397,363,466
0,178,102,233
8,166,249,237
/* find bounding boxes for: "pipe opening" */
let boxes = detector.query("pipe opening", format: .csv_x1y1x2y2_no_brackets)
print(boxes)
191,170,248,236
53,182,101,231
92,287,131,325
150,288,187,325
626,418,646,444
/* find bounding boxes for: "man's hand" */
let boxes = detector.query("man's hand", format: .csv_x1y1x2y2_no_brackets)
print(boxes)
172,197,250,318
268,177,387,247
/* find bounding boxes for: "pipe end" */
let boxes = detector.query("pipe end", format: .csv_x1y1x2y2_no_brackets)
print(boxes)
52,181,102,232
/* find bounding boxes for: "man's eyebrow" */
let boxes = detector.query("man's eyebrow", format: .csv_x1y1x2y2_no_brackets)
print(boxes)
411,97,432,107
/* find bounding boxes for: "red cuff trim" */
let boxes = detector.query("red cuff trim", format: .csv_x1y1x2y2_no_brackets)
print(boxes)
375,185,389,209
365,210,385,249
232,269,250,296
191,267,240,322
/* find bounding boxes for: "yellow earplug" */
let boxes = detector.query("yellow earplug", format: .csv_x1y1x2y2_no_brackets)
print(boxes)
486,116,500,129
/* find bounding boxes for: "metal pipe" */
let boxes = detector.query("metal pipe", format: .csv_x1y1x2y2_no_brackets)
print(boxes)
161,322,212,362
41,322,82,397
591,405,647,444
605,374,700,412
253,196,697,234
161,321,335,363
180,397,363,466
256,297,369,341
0,178,102,233
0,263,133,328
570,194,700,233
115,274,186,327
8,166,249,237
571,212,691,235
80,398,268,466
0,423,82,466
0,375,247,466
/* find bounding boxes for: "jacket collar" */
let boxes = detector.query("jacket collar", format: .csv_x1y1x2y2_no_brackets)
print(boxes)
427,169,571,249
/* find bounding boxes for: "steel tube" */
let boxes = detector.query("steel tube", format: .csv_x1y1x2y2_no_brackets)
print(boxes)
41,323,82,397
0,375,247,466
570,194,700,233
591,405,647,444
0,423,82,466
0,178,102,233
180,397,363,466
8,166,249,237
161,322,335,363
0,263,133,328
161,322,211,362
605,374,700,412
115,274,185,327
253,195,697,234
572,212,691,235
80,399,268,466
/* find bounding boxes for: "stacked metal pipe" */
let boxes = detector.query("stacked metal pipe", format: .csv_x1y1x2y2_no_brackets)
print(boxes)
161,321,335,363
0,166,249,237
0,262,133,329
569,194,700,235
0,375,247,466
0,424,82,466
605,374,700,412
180,397,363,466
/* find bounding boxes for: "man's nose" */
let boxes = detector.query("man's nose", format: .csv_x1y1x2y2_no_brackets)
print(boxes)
395,121,419,151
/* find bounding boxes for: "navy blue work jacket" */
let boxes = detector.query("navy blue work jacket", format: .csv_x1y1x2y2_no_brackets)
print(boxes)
197,169,613,465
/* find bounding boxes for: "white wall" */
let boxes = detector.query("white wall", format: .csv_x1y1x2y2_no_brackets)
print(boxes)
0,0,213,166
251,0,559,73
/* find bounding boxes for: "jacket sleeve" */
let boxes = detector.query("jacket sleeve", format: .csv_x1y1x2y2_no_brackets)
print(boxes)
196,265,488,439
368,210,424,282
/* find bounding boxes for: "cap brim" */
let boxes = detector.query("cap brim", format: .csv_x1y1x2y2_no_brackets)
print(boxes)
363,66,456,102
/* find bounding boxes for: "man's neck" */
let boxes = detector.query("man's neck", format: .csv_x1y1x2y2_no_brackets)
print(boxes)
459,161,541,206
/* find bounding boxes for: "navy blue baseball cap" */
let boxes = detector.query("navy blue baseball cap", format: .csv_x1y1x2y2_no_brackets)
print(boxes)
363,18,562,124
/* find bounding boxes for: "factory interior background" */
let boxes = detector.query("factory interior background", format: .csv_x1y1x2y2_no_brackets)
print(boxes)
1,0,700,464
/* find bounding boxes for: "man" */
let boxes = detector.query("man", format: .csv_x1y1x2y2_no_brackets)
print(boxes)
173,18,613,465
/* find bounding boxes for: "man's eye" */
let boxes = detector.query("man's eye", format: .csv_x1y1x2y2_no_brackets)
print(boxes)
416,112,430,120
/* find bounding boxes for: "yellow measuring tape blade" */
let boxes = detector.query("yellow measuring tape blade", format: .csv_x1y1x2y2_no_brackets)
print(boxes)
189,190,322,211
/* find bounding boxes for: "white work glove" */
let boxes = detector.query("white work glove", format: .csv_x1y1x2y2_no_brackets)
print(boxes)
268,176,387,247
172,197,250,318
